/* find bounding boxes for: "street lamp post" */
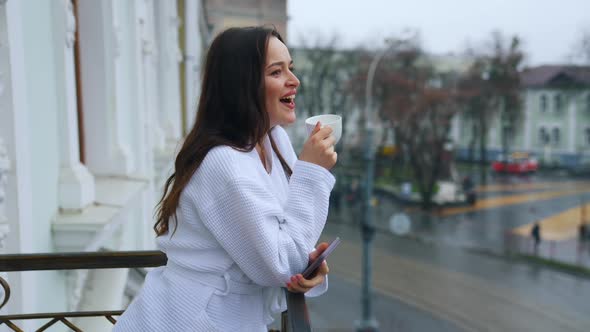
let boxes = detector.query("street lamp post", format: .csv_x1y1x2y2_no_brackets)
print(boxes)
356,40,396,332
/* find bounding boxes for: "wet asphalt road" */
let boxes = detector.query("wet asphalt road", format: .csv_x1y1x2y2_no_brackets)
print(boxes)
299,222,590,331
305,172,590,331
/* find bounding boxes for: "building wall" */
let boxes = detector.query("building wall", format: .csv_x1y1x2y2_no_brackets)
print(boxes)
0,0,207,329
454,87,590,167
204,0,287,41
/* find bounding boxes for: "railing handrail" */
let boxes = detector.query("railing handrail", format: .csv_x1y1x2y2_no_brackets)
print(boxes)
0,250,167,272
0,250,308,331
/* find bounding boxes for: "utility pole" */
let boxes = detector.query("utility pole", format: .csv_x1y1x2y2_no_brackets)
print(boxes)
355,38,397,332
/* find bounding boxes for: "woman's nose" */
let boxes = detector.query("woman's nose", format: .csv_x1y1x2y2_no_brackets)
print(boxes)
287,71,300,88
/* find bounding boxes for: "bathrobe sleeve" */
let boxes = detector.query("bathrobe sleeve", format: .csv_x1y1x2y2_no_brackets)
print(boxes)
186,147,335,287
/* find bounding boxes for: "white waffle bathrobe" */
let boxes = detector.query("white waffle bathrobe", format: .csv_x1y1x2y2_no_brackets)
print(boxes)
113,126,335,331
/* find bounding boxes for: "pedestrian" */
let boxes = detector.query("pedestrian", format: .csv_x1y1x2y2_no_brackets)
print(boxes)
462,175,476,205
577,222,588,254
113,26,337,331
531,222,541,254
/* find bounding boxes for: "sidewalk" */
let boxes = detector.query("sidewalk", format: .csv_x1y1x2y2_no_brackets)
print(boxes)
375,180,467,207
506,233,590,269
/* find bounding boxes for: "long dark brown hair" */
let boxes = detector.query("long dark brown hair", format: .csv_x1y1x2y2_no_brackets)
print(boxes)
154,26,293,236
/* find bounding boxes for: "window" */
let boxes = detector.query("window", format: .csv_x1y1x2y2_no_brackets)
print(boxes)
552,127,560,145
539,127,550,145
540,94,547,112
586,94,590,112
585,128,590,145
554,94,562,112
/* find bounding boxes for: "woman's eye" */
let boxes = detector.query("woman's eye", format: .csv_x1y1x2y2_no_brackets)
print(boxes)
271,70,281,76
289,67,295,73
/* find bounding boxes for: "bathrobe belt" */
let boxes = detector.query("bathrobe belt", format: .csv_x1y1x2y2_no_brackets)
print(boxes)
164,262,264,296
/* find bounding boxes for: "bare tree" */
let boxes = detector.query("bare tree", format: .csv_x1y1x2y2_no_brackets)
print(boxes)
350,39,461,209
290,35,362,149
570,29,590,64
459,32,524,182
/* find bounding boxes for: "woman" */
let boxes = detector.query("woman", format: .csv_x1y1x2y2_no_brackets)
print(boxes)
113,26,337,331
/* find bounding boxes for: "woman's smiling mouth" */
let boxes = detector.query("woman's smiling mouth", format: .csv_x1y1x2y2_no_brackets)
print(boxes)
280,95,296,109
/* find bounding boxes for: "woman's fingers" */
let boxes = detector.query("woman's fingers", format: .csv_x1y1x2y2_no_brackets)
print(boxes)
309,242,329,261
287,275,311,293
299,125,338,170
316,260,329,276
323,134,336,148
286,259,330,293
287,273,324,293
311,122,321,135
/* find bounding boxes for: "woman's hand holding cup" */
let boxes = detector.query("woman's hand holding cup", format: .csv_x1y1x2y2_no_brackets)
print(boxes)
299,122,337,170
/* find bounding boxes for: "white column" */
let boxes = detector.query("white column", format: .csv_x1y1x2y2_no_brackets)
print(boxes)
156,1,182,143
126,0,152,179
139,0,165,152
52,0,95,210
77,0,132,176
141,0,164,251
1,1,37,329
0,5,10,235
184,0,202,128
568,95,577,153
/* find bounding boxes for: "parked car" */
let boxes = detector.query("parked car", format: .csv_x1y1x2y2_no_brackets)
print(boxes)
492,152,538,174
567,155,590,177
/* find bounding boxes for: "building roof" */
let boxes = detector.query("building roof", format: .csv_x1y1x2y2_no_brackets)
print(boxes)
521,65,590,88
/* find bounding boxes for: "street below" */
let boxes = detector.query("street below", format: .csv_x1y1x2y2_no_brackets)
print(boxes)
301,171,590,331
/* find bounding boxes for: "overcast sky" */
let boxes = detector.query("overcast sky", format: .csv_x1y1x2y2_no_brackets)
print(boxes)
287,0,590,66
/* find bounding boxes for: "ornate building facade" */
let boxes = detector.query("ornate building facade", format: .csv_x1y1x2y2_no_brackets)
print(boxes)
0,0,208,330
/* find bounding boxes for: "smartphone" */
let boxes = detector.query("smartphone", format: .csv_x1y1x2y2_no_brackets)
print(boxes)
301,237,341,279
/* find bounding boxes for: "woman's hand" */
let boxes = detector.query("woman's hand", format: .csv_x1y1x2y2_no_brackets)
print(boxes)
286,242,330,293
299,123,337,170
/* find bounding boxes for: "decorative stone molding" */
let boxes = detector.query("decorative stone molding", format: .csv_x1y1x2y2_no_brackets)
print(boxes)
0,71,4,98
138,6,156,59
0,136,10,255
64,0,76,48
170,16,183,62
142,38,154,56
67,269,88,311
0,137,9,217
54,176,147,310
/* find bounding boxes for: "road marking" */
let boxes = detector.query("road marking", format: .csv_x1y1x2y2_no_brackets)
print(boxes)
327,237,590,332
475,181,590,193
439,186,590,217
512,203,590,240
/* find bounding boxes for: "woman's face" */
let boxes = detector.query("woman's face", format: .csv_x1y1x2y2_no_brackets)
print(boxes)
264,37,300,128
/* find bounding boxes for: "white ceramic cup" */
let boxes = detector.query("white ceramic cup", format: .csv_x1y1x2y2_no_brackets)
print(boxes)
305,114,342,145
